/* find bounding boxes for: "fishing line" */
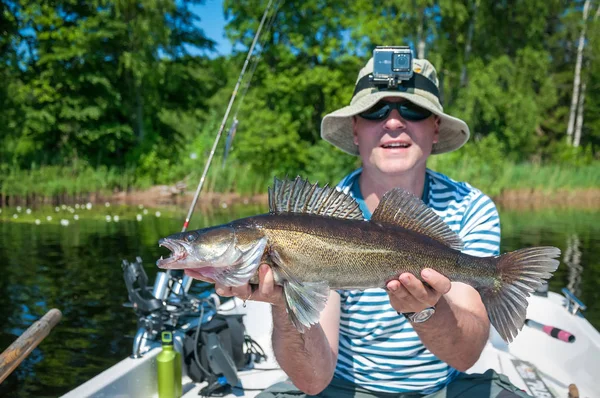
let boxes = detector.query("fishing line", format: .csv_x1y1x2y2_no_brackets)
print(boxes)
222,0,285,167
231,0,283,120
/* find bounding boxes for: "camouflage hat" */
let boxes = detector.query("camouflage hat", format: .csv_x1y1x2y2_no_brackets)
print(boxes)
321,57,470,155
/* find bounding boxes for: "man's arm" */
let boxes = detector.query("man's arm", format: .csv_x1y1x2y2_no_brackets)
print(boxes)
207,264,341,395
386,194,500,371
271,290,340,394
414,282,489,370
389,272,489,371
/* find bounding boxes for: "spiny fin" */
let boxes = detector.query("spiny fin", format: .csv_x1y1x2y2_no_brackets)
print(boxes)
268,176,364,220
371,188,463,251
480,246,560,343
269,246,330,332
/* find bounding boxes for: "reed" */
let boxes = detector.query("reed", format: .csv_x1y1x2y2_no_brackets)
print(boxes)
428,159,600,197
1,161,598,206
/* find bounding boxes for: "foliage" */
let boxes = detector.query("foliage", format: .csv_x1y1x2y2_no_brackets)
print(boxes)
0,0,599,200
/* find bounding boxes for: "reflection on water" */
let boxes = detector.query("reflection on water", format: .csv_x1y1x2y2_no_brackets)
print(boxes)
0,204,264,398
0,205,598,397
498,208,600,327
564,234,583,297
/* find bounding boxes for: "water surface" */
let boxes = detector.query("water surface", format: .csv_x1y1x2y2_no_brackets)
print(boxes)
0,204,598,397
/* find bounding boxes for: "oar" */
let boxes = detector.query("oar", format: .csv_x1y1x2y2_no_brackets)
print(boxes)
0,308,62,383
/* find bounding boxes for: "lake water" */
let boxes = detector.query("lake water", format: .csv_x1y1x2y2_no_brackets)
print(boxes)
0,204,598,397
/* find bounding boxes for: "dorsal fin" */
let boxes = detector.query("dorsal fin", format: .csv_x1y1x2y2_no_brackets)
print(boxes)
371,188,463,250
268,176,364,220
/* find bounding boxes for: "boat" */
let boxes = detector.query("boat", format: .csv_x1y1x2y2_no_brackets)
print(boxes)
61,258,600,398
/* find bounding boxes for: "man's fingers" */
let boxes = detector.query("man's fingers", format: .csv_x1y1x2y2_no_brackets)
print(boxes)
399,273,434,303
215,284,233,297
386,280,410,299
421,268,451,295
211,264,284,306
213,283,251,299
258,264,275,297
387,271,449,313
184,269,215,284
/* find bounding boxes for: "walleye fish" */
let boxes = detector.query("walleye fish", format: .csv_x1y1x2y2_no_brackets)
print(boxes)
157,177,560,342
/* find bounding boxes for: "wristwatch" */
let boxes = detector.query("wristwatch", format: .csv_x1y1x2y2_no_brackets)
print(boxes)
401,307,436,323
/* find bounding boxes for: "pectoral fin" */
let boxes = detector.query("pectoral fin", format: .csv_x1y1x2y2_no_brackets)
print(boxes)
283,280,330,332
269,247,330,332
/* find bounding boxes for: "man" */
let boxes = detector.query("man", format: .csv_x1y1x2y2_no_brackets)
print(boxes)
194,52,529,397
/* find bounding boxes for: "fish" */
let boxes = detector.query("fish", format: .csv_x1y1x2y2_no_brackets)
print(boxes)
156,177,560,343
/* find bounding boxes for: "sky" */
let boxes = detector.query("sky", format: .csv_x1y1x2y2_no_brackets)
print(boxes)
191,0,233,56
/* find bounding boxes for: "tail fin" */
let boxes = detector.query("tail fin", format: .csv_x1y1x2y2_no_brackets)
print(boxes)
480,247,560,343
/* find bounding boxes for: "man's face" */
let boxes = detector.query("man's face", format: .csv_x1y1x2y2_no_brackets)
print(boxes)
352,97,439,177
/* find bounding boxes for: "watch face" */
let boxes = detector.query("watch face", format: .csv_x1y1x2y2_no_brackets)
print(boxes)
413,307,435,323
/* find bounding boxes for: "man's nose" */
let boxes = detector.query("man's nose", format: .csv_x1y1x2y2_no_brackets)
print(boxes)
383,109,406,130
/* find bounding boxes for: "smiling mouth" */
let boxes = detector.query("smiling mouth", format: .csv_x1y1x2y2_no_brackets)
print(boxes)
381,142,411,149
157,238,188,268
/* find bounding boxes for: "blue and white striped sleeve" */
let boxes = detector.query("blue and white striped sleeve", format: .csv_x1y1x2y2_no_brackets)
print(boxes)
458,192,501,257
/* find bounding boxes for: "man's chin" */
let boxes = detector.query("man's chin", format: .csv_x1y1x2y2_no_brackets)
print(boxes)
377,161,417,175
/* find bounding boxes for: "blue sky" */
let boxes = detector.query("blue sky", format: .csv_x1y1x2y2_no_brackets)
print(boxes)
191,0,232,55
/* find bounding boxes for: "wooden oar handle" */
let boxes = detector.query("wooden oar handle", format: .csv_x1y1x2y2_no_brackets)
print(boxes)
0,308,62,384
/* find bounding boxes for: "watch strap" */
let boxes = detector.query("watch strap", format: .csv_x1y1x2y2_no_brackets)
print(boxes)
399,307,435,323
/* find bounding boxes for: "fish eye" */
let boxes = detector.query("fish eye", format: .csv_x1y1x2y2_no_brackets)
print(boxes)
185,233,196,242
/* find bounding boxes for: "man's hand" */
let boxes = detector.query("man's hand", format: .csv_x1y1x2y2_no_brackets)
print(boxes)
386,268,451,313
185,264,285,307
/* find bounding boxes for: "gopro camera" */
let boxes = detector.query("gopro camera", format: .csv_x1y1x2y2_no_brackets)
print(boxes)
372,46,414,88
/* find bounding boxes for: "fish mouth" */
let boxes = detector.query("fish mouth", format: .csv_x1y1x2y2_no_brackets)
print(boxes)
157,238,188,269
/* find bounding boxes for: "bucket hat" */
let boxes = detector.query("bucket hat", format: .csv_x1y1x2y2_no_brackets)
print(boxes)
321,56,470,155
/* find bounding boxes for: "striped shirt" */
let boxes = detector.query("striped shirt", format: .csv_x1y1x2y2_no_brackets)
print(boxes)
333,168,501,394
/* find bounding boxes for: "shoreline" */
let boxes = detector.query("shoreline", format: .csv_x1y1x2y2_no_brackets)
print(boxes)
107,185,600,211
2,185,599,211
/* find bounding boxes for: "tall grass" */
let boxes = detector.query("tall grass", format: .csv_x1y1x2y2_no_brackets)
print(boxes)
191,159,270,196
428,158,600,197
0,160,270,205
1,160,598,205
0,166,136,200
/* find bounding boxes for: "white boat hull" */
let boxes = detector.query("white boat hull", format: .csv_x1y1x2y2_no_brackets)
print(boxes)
63,291,600,398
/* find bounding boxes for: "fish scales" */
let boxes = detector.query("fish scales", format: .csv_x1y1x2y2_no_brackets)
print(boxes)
234,213,483,289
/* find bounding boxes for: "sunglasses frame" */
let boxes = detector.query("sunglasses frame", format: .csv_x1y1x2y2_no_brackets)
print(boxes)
358,101,433,122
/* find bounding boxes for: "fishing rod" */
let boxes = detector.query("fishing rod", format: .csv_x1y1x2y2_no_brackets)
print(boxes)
180,0,275,234
164,0,278,293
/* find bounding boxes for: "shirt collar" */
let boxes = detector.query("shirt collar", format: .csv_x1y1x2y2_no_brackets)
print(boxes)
348,171,431,220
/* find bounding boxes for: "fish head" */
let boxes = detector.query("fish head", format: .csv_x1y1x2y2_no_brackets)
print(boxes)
156,226,240,270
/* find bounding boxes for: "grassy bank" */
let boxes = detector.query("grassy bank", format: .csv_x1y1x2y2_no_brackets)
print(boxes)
429,160,600,197
0,161,269,206
1,161,599,207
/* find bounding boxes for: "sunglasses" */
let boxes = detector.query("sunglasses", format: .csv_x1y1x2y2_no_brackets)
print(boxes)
359,101,432,121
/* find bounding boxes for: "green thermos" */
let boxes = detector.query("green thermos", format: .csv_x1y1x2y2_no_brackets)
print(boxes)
157,331,182,398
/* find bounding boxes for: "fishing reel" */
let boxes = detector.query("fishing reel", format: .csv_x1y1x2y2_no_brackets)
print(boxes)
122,257,164,315
122,257,216,357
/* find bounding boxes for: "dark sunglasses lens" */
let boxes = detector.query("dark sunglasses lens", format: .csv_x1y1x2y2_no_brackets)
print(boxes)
399,103,432,121
359,103,390,120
